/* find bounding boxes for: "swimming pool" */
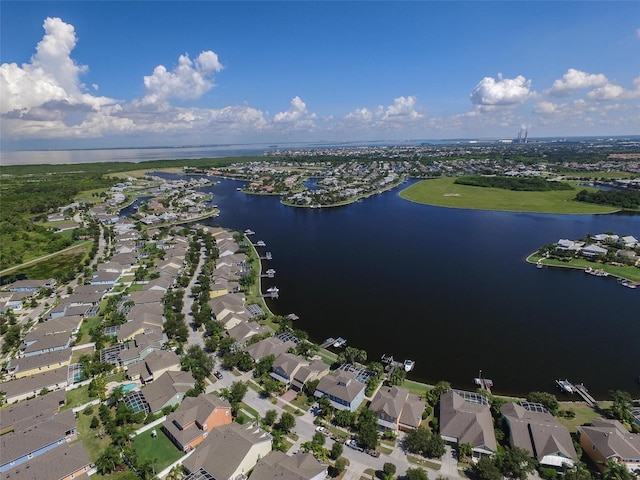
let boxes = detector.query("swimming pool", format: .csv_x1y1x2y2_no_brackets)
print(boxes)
121,383,138,393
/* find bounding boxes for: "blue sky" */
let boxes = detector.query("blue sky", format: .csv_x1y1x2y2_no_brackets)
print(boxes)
1,1,639,150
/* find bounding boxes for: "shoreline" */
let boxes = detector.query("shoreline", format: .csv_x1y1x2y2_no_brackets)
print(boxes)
526,252,640,284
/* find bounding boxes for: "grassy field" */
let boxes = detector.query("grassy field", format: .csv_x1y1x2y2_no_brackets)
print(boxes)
400,177,621,214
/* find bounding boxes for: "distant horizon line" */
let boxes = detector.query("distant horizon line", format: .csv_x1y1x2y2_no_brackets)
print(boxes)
3,134,640,153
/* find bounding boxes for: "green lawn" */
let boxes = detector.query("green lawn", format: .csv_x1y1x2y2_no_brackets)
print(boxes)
130,428,183,472
63,385,95,411
76,316,102,345
556,402,605,433
400,177,621,214
74,407,112,461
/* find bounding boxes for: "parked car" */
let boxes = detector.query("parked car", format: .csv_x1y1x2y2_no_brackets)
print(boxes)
345,439,364,451
213,370,223,380
315,425,329,435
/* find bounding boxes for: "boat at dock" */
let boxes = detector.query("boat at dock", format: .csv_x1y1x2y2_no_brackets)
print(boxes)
474,370,493,392
403,359,415,372
556,379,575,394
244,229,255,235
333,337,347,348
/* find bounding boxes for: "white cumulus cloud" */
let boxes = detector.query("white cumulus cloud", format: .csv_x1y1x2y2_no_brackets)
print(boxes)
141,51,223,105
548,68,608,97
273,96,316,125
382,96,423,121
470,74,532,106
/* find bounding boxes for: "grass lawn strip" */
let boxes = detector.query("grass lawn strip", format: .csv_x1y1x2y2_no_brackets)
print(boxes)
528,253,640,283
400,177,621,214
130,428,183,472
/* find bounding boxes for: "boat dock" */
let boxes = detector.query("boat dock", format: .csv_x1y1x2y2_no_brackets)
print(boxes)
320,338,336,349
259,252,272,260
260,286,279,299
474,370,493,394
574,383,599,408
260,268,276,278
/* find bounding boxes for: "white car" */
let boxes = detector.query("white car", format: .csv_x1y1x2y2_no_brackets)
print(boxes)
315,425,329,435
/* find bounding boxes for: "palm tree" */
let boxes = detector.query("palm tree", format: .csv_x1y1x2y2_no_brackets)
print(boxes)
389,367,406,386
602,459,634,480
95,445,120,474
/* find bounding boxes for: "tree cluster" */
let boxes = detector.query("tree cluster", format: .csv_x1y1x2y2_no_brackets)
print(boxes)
455,176,574,191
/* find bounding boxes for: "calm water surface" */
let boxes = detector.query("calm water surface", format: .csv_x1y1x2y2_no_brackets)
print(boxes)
158,174,639,399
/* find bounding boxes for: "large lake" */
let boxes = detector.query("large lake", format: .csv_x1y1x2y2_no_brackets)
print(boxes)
146,174,639,400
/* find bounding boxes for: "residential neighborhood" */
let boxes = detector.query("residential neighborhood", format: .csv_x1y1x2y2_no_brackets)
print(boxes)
1,173,639,480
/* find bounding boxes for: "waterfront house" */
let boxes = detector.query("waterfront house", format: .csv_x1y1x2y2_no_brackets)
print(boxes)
314,370,366,412
501,402,577,469
226,321,273,346
369,385,425,433
439,390,497,458
249,451,327,480
163,393,232,452
619,236,639,249
581,244,608,258
556,239,582,251
182,422,272,480
579,418,640,474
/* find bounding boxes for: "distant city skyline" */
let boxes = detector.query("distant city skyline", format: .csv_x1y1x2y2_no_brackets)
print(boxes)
1,1,639,151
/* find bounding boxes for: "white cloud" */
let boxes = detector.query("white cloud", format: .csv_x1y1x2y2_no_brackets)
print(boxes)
470,74,532,106
382,96,423,121
273,96,317,129
547,68,608,97
141,51,223,105
534,101,562,115
344,107,373,123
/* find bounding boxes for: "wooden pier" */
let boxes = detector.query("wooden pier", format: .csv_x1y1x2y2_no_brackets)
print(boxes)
259,252,272,260
574,383,599,408
320,338,336,349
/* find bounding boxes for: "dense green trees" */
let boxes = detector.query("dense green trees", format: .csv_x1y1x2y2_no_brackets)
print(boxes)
455,176,574,191
576,189,640,209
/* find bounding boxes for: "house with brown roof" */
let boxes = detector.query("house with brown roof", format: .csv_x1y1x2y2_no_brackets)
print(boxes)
291,358,329,392
163,393,232,452
439,390,497,458
244,336,296,363
314,370,366,412
369,385,425,433
182,422,272,480
249,451,327,480
501,402,577,469
579,418,640,473
226,321,273,346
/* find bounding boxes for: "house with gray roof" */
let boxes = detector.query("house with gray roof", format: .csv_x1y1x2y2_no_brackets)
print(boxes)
0,389,66,435
369,385,425,433
182,422,272,480
7,348,72,379
582,244,608,257
270,353,309,387
126,348,181,383
314,370,366,412
0,409,77,473
439,390,497,458
1,441,92,480
501,402,577,468
125,370,195,414
1,367,69,404
249,451,327,480
579,418,640,474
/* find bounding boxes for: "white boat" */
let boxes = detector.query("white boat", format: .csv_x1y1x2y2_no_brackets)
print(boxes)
245,229,255,235
403,360,415,372
333,337,346,347
556,379,575,394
